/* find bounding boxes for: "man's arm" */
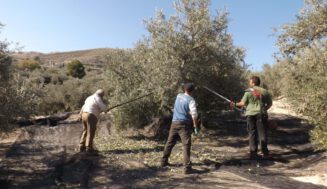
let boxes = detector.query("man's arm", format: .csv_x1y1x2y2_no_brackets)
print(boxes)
95,96,108,112
231,93,248,108
189,100,198,128
236,101,245,107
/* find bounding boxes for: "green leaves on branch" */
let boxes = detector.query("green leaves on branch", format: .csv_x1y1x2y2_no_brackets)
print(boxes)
136,0,246,111
276,0,327,57
273,0,327,149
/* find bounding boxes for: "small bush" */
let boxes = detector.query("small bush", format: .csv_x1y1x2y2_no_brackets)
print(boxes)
36,74,105,115
66,60,85,79
17,59,41,70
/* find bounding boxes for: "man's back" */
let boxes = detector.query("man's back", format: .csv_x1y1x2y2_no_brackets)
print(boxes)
172,93,194,122
82,94,107,118
242,86,272,116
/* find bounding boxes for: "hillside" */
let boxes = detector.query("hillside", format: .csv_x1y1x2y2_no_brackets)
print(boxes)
10,48,126,68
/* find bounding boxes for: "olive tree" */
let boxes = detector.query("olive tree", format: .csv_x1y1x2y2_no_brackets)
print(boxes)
276,0,327,149
104,0,246,129
135,0,246,110
0,23,37,132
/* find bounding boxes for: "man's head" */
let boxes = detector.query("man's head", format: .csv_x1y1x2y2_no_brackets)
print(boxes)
95,89,105,97
250,76,260,87
183,83,195,95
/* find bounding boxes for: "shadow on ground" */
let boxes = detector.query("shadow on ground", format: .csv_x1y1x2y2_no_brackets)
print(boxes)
0,112,326,188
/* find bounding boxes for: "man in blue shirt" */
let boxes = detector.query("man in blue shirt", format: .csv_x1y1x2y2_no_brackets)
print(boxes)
161,83,198,174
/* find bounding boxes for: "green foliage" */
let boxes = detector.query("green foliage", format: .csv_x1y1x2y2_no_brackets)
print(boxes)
284,42,327,149
136,0,246,111
66,59,86,79
250,63,285,98
36,75,103,115
17,59,41,70
102,49,156,129
0,54,11,81
0,46,37,132
275,0,327,149
276,0,327,57
1,24,34,132
103,0,246,129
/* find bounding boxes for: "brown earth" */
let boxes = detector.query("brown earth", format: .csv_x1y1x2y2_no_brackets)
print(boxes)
0,99,326,189
10,48,119,69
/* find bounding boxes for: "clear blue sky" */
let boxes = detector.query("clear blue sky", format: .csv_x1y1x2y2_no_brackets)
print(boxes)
0,0,303,70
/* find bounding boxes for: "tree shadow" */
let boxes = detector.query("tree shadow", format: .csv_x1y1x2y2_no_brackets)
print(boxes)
0,139,68,188
202,114,316,150
101,146,164,155
269,116,314,146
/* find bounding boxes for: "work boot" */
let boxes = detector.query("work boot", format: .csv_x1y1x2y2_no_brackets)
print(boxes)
261,152,272,159
160,160,171,168
249,151,259,160
79,146,86,152
86,148,99,156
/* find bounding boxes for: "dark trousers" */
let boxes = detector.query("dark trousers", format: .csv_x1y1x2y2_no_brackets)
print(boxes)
162,122,192,169
247,114,269,155
80,112,98,150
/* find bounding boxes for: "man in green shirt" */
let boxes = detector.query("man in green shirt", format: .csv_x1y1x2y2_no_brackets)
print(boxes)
231,76,272,159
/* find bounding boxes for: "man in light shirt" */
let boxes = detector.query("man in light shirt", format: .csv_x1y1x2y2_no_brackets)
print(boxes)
161,83,198,174
79,89,108,153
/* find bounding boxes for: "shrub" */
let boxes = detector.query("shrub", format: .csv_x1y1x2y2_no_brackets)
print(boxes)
66,59,86,79
17,59,41,70
36,74,105,115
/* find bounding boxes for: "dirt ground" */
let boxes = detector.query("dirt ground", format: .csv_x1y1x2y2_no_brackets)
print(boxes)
0,99,326,189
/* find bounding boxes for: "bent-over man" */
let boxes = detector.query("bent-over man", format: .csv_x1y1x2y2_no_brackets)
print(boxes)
79,89,108,153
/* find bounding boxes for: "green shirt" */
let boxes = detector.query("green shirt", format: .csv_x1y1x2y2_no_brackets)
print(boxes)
241,86,272,116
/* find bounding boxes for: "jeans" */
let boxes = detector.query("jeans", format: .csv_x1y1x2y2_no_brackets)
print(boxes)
247,114,269,155
162,122,192,169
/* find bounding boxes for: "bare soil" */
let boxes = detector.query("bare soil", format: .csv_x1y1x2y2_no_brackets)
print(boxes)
0,99,326,189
